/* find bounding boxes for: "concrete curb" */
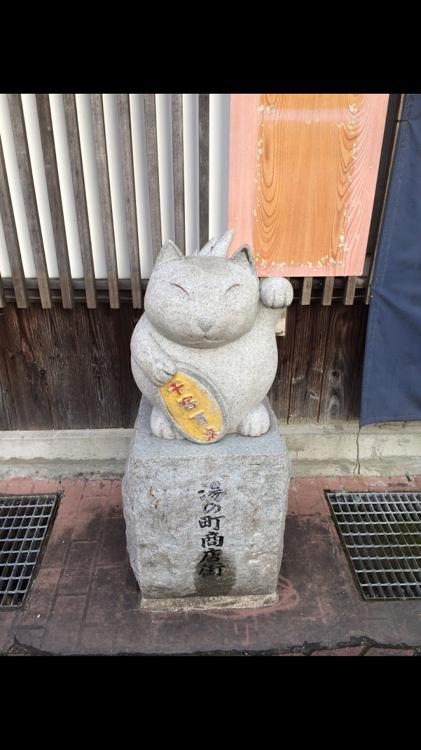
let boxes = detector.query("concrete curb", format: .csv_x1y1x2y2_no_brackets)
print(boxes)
1,420,421,479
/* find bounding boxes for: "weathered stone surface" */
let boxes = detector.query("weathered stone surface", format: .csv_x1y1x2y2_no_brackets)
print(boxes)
122,397,290,608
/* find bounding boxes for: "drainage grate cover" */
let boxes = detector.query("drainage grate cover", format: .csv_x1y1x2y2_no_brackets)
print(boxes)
325,491,421,600
0,494,59,608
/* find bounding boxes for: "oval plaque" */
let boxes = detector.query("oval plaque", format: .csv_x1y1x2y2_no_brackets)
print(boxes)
159,370,225,443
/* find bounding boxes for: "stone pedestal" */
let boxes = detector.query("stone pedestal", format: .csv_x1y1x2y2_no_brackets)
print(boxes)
122,397,290,611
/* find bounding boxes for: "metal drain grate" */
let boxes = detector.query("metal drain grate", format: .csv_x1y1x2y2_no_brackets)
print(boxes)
325,491,421,600
0,494,59,608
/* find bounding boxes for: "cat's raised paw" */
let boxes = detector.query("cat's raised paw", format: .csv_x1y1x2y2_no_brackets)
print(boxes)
237,402,270,437
151,406,177,439
259,277,293,308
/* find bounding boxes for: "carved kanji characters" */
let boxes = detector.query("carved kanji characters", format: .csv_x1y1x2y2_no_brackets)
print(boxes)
201,532,224,548
198,515,224,530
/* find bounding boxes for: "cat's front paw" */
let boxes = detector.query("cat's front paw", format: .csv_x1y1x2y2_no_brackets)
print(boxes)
237,403,270,437
151,406,177,439
152,358,177,386
259,277,293,308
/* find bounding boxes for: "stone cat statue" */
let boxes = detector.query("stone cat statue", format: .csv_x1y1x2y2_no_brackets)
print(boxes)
131,230,293,443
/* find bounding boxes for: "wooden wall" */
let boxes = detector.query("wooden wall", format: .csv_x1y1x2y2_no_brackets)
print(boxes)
0,300,368,430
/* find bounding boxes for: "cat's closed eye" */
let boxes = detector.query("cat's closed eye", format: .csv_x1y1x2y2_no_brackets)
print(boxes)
170,282,189,295
225,284,241,294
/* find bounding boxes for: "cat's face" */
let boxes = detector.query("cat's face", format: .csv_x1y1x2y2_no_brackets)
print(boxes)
144,241,260,348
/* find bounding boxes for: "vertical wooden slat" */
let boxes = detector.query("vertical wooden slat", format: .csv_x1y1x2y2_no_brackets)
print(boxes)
90,94,119,309
171,94,185,252
343,276,357,305
0,137,28,307
143,94,162,262
155,94,175,245
36,94,73,309
319,304,366,420
0,305,53,427
183,94,200,255
199,94,209,248
301,277,313,305
0,274,5,307
117,95,142,309
348,304,369,418
63,94,97,309
209,94,230,241
8,95,52,309
289,305,331,420
268,302,297,420
322,276,335,306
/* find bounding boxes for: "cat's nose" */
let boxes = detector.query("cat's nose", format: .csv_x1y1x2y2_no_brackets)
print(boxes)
198,318,213,333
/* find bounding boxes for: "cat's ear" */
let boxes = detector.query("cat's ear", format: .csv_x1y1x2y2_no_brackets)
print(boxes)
231,244,256,273
155,240,183,265
210,229,234,257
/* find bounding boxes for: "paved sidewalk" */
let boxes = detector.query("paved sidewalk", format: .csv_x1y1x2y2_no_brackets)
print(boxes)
1,475,421,656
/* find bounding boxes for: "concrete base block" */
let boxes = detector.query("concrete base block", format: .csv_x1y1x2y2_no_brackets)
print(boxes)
122,397,290,610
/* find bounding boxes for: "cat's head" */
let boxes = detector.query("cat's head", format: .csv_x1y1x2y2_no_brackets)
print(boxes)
144,230,260,348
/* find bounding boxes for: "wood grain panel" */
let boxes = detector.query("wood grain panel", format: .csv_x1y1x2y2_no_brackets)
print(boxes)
268,303,297,420
0,300,367,429
228,94,389,277
319,303,367,420
0,302,141,429
0,305,53,428
289,304,331,420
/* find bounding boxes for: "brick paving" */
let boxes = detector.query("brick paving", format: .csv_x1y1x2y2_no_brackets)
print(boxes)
1,475,421,656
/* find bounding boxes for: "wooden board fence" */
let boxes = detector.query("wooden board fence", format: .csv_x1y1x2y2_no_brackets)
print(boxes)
0,94,401,308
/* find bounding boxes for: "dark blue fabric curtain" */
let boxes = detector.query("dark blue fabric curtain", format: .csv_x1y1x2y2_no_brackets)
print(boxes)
360,94,421,426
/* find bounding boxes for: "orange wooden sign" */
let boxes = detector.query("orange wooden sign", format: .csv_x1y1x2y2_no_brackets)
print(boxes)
228,94,389,276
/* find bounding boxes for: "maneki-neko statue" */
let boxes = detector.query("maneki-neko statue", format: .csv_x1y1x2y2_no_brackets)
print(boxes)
131,230,293,444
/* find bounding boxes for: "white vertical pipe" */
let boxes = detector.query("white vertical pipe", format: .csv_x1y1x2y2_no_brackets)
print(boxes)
75,94,107,278
0,214,12,276
49,93,84,278
182,94,200,255
155,94,175,244
209,94,231,241
0,94,37,277
20,94,59,277
102,94,130,279
129,94,153,278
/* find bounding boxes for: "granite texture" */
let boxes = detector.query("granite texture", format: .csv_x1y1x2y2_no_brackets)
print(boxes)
130,231,293,442
122,397,290,608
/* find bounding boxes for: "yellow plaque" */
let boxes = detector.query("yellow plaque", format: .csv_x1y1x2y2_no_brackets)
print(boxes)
160,371,225,443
